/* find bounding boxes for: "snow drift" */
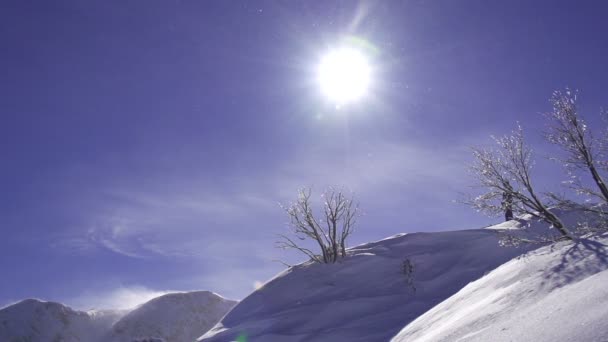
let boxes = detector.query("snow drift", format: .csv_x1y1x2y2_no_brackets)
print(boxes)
199,225,532,342
391,234,608,342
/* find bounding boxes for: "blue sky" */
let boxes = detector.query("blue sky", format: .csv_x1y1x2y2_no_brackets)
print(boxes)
2,0,608,309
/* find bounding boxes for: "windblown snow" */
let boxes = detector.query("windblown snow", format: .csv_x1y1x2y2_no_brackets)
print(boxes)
0,291,235,342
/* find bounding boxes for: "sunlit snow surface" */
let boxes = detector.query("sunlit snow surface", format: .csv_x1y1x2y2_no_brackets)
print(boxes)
201,210,606,342
199,224,531,342
391,233,608,342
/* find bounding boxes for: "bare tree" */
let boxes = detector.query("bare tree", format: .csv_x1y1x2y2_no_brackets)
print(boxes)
468,125,573,241
545,89,608,204
277,187,359,264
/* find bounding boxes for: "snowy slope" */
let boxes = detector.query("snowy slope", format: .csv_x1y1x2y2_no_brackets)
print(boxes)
110,291,236,342
199,226,533,342
391,234,608,342
0,299,123,342
0,291,235,342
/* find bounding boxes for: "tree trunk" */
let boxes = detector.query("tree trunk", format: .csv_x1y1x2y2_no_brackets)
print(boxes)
543,208,572,239
589,163,608,203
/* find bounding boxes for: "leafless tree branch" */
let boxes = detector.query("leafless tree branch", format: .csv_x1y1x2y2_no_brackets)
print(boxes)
277,187,359,264
466,124,573,240
545,89,608,204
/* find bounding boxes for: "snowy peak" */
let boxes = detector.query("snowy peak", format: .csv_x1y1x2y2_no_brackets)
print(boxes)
0,291,236,342
0,298,114,342
111,291,237,342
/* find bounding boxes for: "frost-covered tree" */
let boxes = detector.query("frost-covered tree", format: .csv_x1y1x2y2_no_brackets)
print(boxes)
545,90,608,205
277,187,358,264
468,125,573,241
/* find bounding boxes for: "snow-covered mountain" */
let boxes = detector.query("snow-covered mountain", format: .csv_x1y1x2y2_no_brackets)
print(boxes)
391,234,608,342
199,225,535,342
5,211,606,342
0,291,235,342
110,291,236,342
0,298,124,342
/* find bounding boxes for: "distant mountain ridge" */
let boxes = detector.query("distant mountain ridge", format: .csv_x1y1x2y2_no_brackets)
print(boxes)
0,291,236,342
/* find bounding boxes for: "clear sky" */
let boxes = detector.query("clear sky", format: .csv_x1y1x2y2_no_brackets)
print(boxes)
2,0,608,309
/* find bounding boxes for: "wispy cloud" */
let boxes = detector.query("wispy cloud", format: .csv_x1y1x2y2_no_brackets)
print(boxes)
53,137,477,262
37,133,497,301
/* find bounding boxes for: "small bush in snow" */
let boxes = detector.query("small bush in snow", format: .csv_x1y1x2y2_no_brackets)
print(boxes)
402,258,416,292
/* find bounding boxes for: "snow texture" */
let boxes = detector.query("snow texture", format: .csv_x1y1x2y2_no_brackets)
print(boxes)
391,234,608,342
199,225,532,342
0,291,235,342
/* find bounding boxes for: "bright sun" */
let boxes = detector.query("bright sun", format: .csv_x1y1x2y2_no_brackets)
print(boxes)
317,47,371,106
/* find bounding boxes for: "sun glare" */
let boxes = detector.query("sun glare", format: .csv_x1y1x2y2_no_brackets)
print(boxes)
317,47,371,106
